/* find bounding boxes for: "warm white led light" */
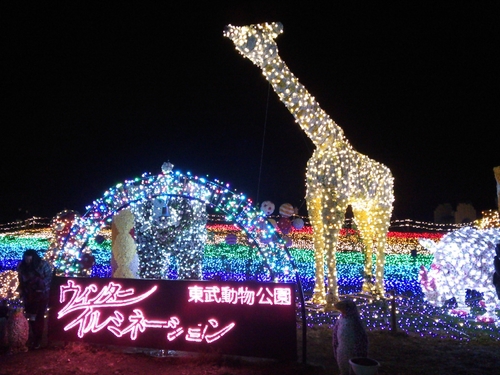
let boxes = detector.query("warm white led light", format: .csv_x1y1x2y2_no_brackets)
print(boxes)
225,22,395,308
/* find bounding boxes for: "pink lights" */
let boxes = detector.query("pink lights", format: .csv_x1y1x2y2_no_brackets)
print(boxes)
185,319,236,343
59,280,157,314
57,280,236,342
49,277,297,359
187,285,292,305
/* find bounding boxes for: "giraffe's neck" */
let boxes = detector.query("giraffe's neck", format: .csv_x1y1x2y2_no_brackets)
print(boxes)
260,57,347,148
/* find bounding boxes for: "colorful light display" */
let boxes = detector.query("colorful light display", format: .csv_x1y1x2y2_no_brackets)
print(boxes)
224,22,394,308
39,162,296,282
419,226,500,324
49,276,297,359
2,223,500,340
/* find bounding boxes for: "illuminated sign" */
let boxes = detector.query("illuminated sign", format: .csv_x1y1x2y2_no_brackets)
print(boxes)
49,277,297,359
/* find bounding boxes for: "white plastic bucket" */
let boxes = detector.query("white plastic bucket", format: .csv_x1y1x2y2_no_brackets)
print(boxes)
349,357,380,375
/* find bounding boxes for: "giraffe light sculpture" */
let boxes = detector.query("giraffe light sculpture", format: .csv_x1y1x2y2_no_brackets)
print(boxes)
224,22,395,308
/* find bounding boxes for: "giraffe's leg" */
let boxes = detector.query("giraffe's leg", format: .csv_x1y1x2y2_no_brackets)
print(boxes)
309,195,326,305
351,207,376,294
372,235,387,297
372,209,391,297
362,241,375,294
373,223,389,297
323,201,348,310
351,206,391,297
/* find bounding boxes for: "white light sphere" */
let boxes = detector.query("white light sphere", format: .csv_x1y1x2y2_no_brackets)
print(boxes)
260,200,275,216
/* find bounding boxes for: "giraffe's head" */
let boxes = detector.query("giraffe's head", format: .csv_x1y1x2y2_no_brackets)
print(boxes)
223,22,283,68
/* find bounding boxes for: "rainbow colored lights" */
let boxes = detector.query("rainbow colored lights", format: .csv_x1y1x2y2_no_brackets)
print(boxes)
2,221,499,341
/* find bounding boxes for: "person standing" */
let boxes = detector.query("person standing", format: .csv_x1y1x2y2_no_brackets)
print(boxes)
17,249,53,349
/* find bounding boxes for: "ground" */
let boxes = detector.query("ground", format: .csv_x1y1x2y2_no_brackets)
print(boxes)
1,327,499,375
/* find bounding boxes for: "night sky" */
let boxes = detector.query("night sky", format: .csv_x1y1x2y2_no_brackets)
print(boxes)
2,3,499,224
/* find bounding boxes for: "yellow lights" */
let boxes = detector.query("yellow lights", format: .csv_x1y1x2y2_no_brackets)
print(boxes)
225,23,395,308
0,270,19,300
476,210,500,229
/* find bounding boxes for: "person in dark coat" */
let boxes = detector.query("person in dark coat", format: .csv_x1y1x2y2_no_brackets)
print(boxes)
17,249,53,349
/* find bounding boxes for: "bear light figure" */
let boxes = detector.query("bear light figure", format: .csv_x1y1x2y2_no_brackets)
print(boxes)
419,226,500,324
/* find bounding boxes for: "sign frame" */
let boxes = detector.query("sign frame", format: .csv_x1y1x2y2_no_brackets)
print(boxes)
48,276,297,360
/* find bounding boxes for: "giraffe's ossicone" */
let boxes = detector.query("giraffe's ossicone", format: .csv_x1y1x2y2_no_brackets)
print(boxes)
225,22,395,308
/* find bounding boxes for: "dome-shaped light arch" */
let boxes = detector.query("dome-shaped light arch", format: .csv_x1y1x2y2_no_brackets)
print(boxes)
53,164,296,282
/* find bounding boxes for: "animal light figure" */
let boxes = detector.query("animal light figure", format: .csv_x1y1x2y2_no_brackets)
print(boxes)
419,226,500,324
224,22,394,308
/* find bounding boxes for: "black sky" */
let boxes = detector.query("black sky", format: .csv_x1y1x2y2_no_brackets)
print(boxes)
2,2,499,224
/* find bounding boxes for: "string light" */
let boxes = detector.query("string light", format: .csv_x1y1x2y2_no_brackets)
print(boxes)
224,22,394,307
2,225,499,339
419,226,500,323
23,163,293,283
